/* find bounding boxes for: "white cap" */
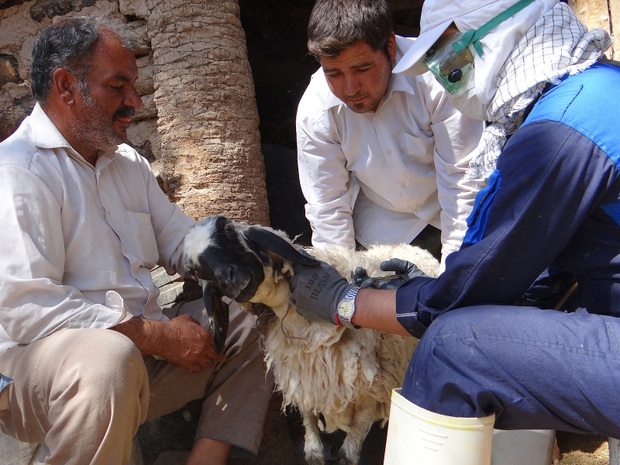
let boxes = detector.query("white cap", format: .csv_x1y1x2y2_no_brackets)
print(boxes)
393,0,537,75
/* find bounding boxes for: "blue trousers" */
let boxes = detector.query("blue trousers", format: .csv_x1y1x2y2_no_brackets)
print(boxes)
402,305,620,437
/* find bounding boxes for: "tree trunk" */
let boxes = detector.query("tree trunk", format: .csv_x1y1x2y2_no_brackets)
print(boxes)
568,0,618,59
144,0,269,225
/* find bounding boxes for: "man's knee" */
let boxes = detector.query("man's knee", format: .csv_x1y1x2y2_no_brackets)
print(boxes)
404,307,505,417
0,329,149,445
404,309,481,395
54,329,147,397
427,307,485,338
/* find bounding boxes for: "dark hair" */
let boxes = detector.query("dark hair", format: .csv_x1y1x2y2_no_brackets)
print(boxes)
307,0,393,60
30,16,135,105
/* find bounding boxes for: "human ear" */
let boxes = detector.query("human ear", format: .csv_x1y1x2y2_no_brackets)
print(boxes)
387,33,397,64
52,68,78,105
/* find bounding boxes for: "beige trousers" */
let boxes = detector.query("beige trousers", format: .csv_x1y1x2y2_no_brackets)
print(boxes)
0,299,273,465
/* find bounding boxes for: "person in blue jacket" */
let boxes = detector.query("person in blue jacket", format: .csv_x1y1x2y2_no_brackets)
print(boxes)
289,0,619,463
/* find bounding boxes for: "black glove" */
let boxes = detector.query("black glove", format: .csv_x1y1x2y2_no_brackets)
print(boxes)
290,258,357,325
352,258,428,290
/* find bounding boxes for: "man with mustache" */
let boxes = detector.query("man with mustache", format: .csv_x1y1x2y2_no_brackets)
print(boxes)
0,17,272,465
296,0,485,268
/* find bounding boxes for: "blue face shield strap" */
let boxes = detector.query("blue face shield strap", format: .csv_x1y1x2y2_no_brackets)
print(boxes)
452,0,536,57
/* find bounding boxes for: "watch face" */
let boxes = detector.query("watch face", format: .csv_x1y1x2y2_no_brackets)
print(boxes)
338,299,355,319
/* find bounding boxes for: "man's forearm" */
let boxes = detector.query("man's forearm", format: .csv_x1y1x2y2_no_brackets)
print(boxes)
353,288,410,336
111,316,166,356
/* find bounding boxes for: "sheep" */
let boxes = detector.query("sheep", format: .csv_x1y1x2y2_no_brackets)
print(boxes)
183,215,440,465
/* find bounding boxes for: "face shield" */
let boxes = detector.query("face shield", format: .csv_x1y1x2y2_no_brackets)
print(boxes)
422,0,536,95
423,31,476,95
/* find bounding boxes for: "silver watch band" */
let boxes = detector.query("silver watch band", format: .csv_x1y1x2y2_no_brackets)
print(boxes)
337,287,360,329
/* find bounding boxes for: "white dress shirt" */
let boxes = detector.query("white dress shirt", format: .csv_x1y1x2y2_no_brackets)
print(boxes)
296,36,484,263
0,104,194,353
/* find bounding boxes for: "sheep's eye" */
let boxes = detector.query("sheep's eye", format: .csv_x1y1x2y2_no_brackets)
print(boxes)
224,223,237,237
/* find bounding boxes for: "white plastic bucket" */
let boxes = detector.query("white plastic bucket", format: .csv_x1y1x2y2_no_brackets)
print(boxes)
492,429,556,465
384,388,495,465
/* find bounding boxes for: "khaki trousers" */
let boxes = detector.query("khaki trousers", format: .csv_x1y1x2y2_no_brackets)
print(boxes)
0,299,272,465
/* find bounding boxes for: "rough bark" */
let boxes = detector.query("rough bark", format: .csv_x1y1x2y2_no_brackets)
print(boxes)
144,0,269,224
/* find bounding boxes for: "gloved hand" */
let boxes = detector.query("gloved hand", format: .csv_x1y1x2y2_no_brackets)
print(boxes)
290,258,357,325
352,258,428,290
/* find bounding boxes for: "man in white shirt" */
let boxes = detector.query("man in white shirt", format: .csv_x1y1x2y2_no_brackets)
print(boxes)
296,0,485,265
0,17,271,465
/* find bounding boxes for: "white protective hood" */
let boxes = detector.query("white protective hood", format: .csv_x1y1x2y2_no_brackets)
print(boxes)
393,0,559,106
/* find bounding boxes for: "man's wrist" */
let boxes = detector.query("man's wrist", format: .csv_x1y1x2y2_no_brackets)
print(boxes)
335,286,360,329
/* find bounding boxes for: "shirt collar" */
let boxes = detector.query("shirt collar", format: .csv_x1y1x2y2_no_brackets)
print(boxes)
392,35,419,94
29,103,118,165
30,103,73,151
322,35,418,111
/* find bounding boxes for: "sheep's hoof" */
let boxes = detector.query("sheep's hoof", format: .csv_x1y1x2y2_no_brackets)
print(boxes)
335,448,360,465
336,455,356,465
336,460,355,465
303,444,325,465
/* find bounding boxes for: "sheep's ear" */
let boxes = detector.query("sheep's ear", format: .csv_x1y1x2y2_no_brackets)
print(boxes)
244,226,320,266
201,279,229,354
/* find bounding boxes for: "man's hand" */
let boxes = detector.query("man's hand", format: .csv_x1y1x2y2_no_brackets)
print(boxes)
161,314,225,372
290,258,357,325
352,258,428,290
112,314,224,373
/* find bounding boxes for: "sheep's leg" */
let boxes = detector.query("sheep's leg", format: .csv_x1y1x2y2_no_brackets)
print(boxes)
337,407,376,465
301,410,325,465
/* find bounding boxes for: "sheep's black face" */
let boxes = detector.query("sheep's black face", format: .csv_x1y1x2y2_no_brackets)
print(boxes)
184,216,266,302
194,245,265,302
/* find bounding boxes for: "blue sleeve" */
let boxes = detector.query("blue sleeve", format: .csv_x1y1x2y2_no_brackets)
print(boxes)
395,120,620,338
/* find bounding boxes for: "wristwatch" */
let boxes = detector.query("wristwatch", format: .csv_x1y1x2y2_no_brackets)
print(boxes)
336,287,360,329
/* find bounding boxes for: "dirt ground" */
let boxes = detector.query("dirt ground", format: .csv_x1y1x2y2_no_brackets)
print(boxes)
145,396,614,465
141,370,614,465
556,431,611,465
252,395,616,465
